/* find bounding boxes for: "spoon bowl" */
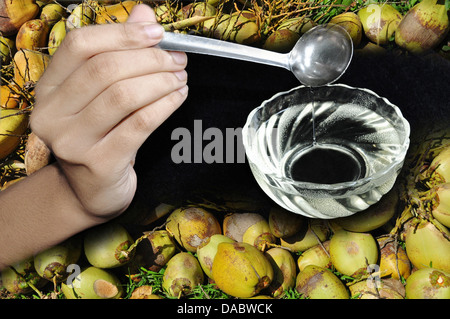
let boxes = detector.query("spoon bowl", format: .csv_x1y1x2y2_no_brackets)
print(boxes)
289,24,353,86
159,24,353,87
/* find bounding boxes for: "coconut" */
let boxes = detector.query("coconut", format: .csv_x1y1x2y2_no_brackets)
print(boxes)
297,240,331,271
66,3,94,31
223,212,275,250
130,230,177,273
263,29,300,53
280,219,329,252
1,257,46,295
48,18,66,56
33,236,82,282
333,188,398,232
203,13,260,45
355,42,387,56
432,184,450,227
295,265,349,299
248,295,275,299
212,242,273,298
358,3,402,45
13,49,50,89
268,205,304,238
404,218,450,273
0,35,15,64
40,3,66,27
61,266,123,299
166,206,221,253
154,4,176,24
377,235,411,280
329,228,379,278
84,222,135,269
0,84,28,109
277,16,316,34
429,146,450,184
177,2,216,20
395,0,449,54
130,285,163,299
405,267,450,299
329,12,363,47
24,132,52,175
197,234,235,279
0,0,40,36
0,107,29,160
264,247,296,297
349,279,404,299
162,252,204,297
94,1,138,24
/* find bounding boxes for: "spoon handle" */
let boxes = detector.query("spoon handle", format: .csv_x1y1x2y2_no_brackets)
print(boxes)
159,32,290,70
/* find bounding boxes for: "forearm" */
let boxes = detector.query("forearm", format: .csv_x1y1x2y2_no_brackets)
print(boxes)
0,163,105,270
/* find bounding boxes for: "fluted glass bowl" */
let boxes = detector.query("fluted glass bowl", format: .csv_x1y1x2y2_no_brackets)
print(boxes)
242,84,410,219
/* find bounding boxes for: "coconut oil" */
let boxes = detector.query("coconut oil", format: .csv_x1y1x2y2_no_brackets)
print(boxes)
274,99,403,183
245,86,408,218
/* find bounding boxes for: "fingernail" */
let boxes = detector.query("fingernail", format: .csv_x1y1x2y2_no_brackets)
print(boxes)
169,51,187,65
143,23,164,39
174,70,187,81
178,85,189,96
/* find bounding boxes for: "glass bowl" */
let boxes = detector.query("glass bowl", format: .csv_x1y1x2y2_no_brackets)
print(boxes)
242,84,410,219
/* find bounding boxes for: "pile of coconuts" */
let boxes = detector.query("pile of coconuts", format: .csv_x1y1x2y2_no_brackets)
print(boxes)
2,138,450,299
353,0,449,56
1,0,450,300
0,0,449,176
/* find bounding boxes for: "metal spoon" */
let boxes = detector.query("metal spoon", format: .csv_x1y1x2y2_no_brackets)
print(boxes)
159,24,353,87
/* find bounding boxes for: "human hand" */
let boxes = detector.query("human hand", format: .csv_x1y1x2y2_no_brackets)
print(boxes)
30,4,188,220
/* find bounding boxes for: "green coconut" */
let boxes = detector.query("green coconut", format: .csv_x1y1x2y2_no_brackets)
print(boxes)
404,218,450,273
130,230,177,273
329,12,363,47
197,234,235,279
349,279,404,299
329,228,378,278
405,268,450,299
212,242,273,298
223,212,275,251
162,252,204,297
358,3,402,45
1,257,46,295
263,29,300,53
296,265,349,299
83,222,134,269
432,184,450,228
333,188,399,232
395,0,449,54
268,205,305,238
264,247,296,297
61,266,123,299
34,236,82,282
280,219,329,252
166,207,222,253
277,16,316,34
297,240,331,271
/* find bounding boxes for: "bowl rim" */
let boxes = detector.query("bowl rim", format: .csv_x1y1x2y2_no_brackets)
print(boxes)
242,83,411,191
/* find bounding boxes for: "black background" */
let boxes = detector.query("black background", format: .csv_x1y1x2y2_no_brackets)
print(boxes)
131,49,450,212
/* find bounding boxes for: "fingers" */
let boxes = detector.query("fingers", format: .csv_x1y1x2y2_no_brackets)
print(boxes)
45,47,187,117
37,5,163,91
72,68,188,141
98,86,189,160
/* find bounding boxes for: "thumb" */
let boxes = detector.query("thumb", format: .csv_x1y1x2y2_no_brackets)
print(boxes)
126,4,158,24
